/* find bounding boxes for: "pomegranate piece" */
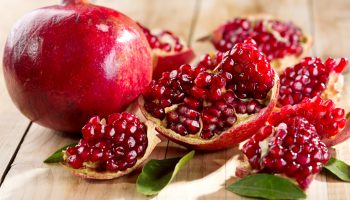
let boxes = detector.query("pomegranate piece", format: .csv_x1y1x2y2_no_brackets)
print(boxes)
241,96,346,189
2,0,152,133
242,117,329,189
140,40,280,150
137,23,195,79
278,57,348,106
202,15,312,73
63,112,160,179
271,96,346,139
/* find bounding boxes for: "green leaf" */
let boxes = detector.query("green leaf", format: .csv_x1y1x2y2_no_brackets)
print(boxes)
44,143,77,163
324,157,350,182
227,174,306,200
136,150,195,196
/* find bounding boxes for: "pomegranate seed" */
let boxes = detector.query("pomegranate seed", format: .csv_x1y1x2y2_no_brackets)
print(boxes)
106,159,119,171
90,148,103,162
67,155,83,169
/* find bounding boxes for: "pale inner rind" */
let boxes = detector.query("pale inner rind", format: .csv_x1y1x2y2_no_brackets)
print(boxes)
321,72,344,105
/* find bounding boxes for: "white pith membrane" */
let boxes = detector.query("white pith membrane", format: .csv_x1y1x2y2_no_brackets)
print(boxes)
211,14,312,74
139,73,279,146
61,121,161,180
321,72,344,105
150,29,190,56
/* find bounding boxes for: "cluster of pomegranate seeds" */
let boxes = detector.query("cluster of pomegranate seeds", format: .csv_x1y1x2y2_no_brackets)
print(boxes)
219,39,275,99
167,105,200,136
241,96,346,189
271,96,346,139
143,40,274,139
143,64,206,120
278,57,348,106
242,117,329,189
65,112,148,171
197,51,225,70
137,23,183,52
200,101,237,139
214,18,304,61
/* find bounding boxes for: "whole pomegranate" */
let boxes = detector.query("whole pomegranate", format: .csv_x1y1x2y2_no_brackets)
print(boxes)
3,0,152,132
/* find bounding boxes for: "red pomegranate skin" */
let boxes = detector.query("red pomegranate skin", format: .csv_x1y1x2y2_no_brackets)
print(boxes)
3,0,152,133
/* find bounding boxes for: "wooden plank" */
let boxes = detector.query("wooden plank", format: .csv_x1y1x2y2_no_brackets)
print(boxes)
311,0,350,72
0,0,60,181
312,2,350,198
0,0,197,199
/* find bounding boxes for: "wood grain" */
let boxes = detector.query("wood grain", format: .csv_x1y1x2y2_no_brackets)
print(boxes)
311,0,350,68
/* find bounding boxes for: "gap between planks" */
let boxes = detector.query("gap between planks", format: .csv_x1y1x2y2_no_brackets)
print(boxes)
0,122,32,186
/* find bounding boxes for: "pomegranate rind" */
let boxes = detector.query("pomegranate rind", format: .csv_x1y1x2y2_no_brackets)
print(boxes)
61,122,161,179
206,14,312,74
152,48,196,79
139,73,279,150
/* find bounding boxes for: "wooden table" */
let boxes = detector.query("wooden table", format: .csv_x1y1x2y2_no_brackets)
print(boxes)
0,0,350,199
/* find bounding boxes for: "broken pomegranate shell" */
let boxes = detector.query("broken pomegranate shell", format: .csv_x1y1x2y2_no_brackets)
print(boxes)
62,112,160,179
242,117,330,189
278,57,348,106
201,14,312,73
240,96,346,189
271,96,346,140
138,23,195,79
139,40,280,150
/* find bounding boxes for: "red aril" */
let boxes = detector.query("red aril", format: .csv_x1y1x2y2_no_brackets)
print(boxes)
201,15,312,73
3,0,152,133
137,23,195,79
240,96,346,189
278,57,347,106
139,40,280,150
63,112,160,179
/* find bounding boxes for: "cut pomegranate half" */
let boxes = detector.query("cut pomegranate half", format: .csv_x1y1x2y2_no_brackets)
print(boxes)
62,112,160,179
138,23,195,79
240,96,346,189
139,40,280,150
278,57,348,106
201,14,312,73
